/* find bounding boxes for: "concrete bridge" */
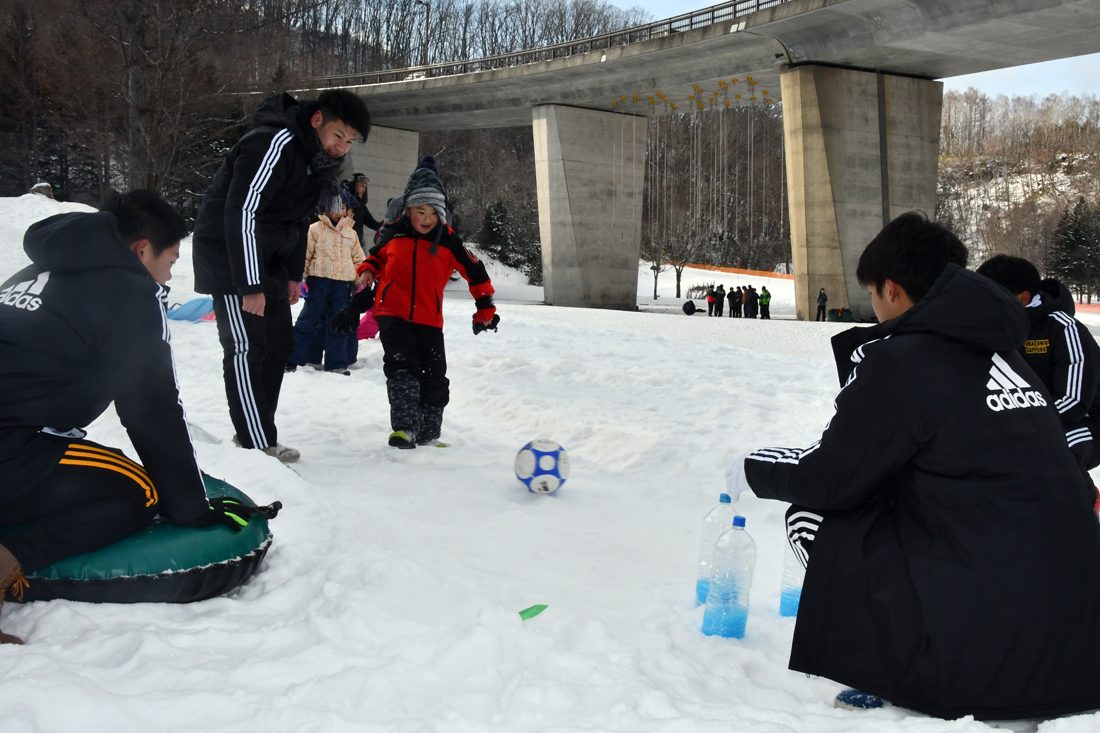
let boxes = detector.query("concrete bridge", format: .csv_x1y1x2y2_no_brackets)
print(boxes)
309,0,1100,320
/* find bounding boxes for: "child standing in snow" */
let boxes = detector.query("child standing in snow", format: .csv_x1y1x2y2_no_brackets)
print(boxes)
355,156,498,448
287,192,364,374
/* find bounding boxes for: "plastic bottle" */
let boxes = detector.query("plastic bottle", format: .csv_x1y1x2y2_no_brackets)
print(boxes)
695,493,735,605
701,515,756,639
779,540,805,617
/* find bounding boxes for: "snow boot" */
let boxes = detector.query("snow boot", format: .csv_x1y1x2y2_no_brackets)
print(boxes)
0,543,28,645
834,689,886,711
387,372,421,442
388,430,417,449
417,406,444,446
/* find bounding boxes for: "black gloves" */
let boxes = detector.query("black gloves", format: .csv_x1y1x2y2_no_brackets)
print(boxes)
331,285,376,335
191,497,282,532
473,313,500,335
330,304,361,335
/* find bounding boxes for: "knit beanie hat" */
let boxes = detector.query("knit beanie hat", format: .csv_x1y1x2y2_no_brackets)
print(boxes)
402,156,448,225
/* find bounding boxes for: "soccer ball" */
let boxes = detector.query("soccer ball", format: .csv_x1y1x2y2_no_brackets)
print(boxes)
514,439,570,494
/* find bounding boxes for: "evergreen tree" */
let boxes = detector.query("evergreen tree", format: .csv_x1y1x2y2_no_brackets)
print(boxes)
1048,198,1096,300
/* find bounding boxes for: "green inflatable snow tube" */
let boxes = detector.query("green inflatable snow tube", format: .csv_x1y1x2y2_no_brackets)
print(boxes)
1,473,273,604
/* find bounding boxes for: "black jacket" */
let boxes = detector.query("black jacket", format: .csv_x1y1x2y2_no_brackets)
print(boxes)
341,183,381,249
745,265,1100,720
0,212,209,524
1021,278,1100,469
192,93,327,298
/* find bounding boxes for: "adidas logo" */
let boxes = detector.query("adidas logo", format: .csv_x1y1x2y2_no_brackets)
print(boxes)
0,272,49,312
985,353,1047,412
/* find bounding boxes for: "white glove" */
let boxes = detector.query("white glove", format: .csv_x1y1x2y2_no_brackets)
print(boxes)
724,451,756,503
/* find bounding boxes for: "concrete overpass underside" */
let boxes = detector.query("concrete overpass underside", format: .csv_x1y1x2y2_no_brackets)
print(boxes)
332,0,1100,318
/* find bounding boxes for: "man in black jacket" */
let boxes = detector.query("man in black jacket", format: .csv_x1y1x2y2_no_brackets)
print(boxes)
976,254,1100,471
0,191,259,644
343,172,381,251
193,89,371,463
727,213,1100,721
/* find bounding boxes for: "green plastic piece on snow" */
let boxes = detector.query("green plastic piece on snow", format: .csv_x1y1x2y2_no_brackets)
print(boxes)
519,604,548,620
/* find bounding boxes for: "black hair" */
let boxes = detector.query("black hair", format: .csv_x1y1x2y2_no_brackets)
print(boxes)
317,89,371,142
975,254,1041,297
100,189,187,255
855,212,968,304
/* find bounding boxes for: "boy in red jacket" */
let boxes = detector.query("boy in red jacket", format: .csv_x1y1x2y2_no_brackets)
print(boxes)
355,157,499,448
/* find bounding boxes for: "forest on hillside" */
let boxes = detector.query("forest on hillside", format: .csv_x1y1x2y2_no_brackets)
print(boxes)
1,0,1097,295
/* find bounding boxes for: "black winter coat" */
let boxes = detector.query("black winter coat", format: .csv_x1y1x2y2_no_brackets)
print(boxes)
745,265,1100,720
1021,278,1100,469
192,93,327,298
0,212,209,524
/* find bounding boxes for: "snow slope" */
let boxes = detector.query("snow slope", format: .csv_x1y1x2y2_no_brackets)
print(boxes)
0,194,1097,733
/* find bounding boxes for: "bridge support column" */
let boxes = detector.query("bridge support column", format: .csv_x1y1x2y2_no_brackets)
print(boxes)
532,105,645,309
347,125,420,219
780,66,942,321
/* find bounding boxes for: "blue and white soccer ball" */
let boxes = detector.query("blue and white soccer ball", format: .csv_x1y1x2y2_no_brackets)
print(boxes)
514,439,570,494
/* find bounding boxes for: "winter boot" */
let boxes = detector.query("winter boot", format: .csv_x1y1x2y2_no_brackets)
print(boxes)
388,430,417,449
0,543,28,645
833,689,886,711
417,405,445,446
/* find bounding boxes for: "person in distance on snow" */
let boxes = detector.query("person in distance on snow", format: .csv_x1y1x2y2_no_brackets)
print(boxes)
726,212,1100,721
192,89,371,464
350,156,498,448
976,254,1100,473
0,191,269,645
342,172,382,253
286,191,365,375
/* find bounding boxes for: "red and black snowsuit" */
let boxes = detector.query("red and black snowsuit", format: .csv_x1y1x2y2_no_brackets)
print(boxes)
356,218,495,442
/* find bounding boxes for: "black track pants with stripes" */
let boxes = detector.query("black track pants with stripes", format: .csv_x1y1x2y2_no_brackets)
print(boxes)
212,294,293,449
0,440,158,572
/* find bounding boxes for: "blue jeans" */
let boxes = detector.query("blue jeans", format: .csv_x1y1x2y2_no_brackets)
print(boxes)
289,277,352,370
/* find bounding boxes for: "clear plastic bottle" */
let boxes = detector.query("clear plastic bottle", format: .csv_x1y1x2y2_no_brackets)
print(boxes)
779,540,805,617
695,493,735,605
701,515,756,638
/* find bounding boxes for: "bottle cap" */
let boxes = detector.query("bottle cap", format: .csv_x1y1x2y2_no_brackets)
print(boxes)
732,515,746,528
719,493,731,503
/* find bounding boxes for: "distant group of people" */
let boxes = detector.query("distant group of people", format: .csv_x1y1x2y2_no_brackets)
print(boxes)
705,284,771,319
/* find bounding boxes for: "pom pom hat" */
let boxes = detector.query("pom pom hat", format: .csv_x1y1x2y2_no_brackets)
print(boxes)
402,156,448,225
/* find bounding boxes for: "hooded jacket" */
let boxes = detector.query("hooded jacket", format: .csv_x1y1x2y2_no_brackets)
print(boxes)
1020,278,1100,469
192,93,329,298
745,265,1100,720
357,218,494,329
0,212,209,525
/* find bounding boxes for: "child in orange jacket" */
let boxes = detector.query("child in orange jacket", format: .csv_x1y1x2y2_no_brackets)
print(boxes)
355,156,499,448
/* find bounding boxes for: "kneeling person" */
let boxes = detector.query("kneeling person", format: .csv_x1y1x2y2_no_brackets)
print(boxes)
0,191,261,644
730,213,1100,721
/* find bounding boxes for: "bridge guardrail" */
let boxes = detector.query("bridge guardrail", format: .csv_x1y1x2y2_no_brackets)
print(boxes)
284,0,792,90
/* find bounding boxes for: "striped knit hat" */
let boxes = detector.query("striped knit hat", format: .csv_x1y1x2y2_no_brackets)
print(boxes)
402,156,448,225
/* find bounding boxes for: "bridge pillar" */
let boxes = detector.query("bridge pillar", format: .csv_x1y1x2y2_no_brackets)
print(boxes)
346,125,420,220
532,105,645,309
780,66,942,321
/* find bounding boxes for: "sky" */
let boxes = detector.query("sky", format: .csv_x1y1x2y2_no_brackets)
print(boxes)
625,0,1100,98
6,194,1100,732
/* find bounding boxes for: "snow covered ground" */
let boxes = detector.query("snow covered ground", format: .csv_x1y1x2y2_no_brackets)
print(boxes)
1,194,1098,733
